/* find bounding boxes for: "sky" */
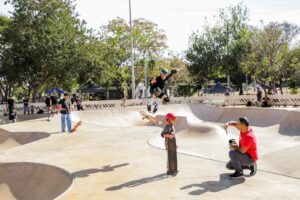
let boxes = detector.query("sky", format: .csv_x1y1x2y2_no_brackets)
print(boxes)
0,0,299,53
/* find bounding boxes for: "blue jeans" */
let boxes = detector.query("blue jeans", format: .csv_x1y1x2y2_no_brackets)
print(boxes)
61,114,72,132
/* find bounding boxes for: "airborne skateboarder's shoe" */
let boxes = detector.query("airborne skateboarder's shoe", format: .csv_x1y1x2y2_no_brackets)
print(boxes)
152,102,158,114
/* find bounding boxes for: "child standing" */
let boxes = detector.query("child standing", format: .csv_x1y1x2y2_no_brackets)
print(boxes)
161,113,178,176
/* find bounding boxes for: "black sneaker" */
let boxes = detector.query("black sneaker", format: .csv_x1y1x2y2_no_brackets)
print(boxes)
166,171,171,175
171,171,178,176
147,105,151,112
229,171,244,179
153,103,158,114
249,163,257,176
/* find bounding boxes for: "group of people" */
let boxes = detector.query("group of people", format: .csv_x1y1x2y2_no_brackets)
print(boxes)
256,87,272,107
149,70,257,179
161,113,258,179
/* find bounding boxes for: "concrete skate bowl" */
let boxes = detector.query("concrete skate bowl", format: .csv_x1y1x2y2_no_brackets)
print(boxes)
71,108,191,128
0,162,73,200
148,109,229,161
148,104,300,178
0,129,50,152
72,109,149,127
187,104,300,135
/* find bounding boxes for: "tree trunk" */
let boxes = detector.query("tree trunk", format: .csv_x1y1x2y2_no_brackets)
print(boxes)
32,83,42,103
238,83,244,95
279,79,283,95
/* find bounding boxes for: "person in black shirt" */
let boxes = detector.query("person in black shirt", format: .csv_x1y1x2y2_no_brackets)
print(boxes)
49,95,58,118
45,95,51,113
7,96,14,114
58,93,72,133
147,68,177,113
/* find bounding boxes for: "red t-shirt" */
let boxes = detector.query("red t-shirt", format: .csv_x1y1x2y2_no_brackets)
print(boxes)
239,128,258,161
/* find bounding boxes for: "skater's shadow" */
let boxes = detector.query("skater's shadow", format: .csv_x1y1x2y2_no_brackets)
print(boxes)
180,173,245,196
105,173,168,191
72,163,129,178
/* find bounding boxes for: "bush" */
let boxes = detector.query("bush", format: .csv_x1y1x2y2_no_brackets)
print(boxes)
289,80,298,94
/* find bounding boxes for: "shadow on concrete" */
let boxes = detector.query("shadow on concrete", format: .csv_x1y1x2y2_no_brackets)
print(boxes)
105,173,168,191
180,173,245,195
72,163,129,178
0,129,50,152
0,162,72,200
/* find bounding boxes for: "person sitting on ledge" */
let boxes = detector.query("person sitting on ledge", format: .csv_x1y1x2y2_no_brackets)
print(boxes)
262,95,272,107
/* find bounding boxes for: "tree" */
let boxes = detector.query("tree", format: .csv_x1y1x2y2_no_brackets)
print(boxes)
0,15,13,100
242,22,300,95
187,3,252,94
99,17,168,96
2,0,88,101
216,3,252,95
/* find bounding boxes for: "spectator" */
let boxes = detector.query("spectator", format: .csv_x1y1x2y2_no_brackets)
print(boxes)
23,97,30,115
256,88,262,102
30,105,34,114
76,97,84,111
58,93,72,133
224,89,230,96
7,96,14,114
45,95,51,113
262,95,272,107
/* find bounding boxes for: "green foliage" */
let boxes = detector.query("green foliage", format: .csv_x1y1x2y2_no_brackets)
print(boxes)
177,85,196,97
186,3,251,94
99,17,168,95
241,22,300,94
289,79,298,94
1,0,88,101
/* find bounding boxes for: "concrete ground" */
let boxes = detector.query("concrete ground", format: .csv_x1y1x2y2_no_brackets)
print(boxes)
0,104,299,200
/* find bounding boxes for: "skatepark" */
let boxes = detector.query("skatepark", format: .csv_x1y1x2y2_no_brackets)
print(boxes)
0,102,299,200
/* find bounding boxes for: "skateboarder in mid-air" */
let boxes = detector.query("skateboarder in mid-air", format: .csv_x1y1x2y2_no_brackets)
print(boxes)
147,68,177,113
161,113,178,176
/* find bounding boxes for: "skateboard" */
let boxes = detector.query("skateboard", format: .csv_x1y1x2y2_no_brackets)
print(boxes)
71,121,82,132
139,111,161,125
167,137,178,175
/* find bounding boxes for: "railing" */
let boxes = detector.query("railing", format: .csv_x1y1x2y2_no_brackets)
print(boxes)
1,94,300,114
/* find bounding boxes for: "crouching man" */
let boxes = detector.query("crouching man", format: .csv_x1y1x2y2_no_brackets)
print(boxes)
224,117,258,179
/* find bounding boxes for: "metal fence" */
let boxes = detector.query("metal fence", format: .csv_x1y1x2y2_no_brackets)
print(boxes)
1,94,300,114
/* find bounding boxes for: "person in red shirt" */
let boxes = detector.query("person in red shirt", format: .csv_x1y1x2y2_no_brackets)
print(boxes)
224,117,258,179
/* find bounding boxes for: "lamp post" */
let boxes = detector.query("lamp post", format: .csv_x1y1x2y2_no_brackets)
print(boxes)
129,0,135,99
144,59,148,98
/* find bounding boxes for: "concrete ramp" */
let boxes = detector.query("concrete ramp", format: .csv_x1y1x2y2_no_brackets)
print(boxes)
0,129,50,152
260,144,300,177
0,162,72,200
278,110,300,136
72,108,151,127
146,104,300,178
